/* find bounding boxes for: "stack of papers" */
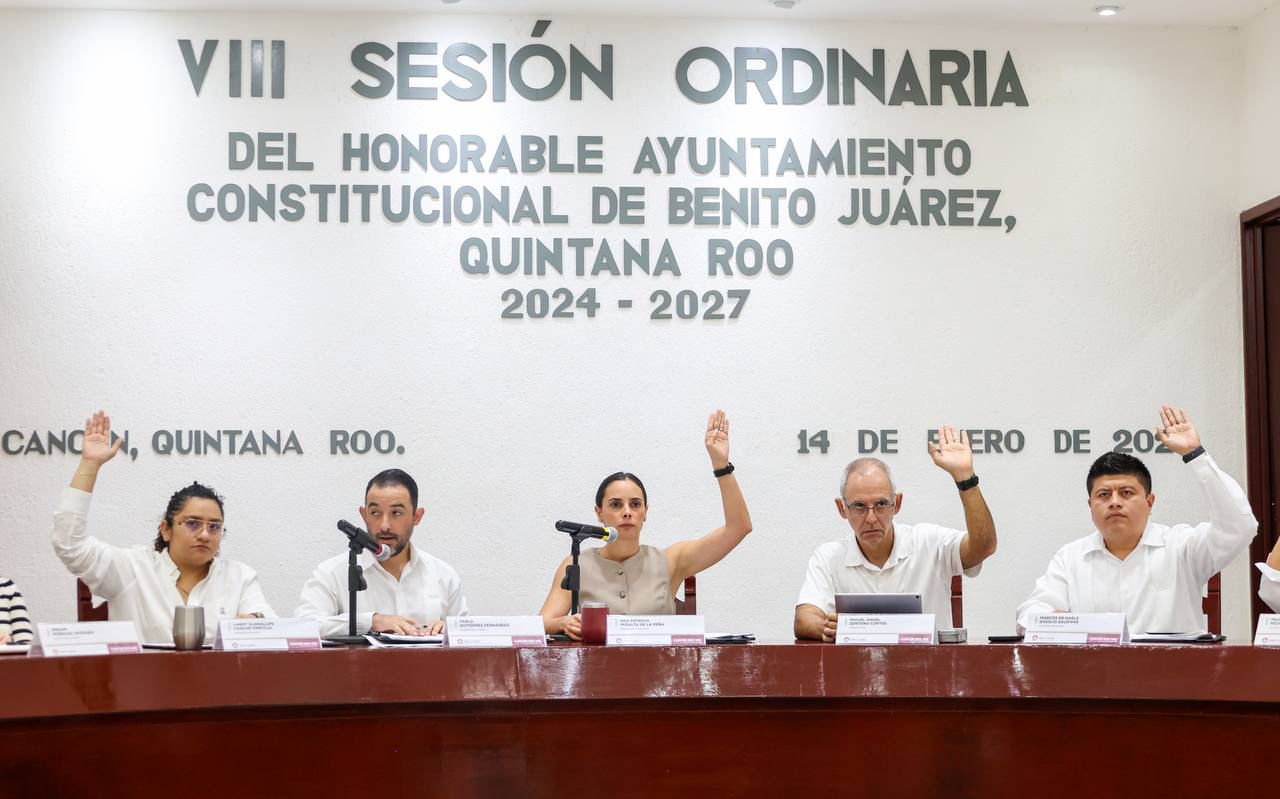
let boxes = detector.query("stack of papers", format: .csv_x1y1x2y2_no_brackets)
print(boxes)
1129,631,1225,643
141,643,213,651
706,633,755,644
365,633,445,648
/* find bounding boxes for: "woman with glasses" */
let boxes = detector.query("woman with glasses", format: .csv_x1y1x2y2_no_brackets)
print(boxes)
51,410,273,644
539,409,753,639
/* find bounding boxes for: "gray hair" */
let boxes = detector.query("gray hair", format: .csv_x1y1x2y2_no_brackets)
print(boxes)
839,457,897,499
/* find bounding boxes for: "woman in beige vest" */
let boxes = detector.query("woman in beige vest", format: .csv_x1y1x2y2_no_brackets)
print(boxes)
540,409,752,638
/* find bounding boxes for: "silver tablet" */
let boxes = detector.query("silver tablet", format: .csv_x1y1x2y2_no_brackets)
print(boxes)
834,592,923,614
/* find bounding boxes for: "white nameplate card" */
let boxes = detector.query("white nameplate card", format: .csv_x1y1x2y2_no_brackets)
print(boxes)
1024,613,1128,644
835,613,935,645
606,615,706,646
445,616,546,648
214,618,321,651
35,622,141,657
1254,614,1280,646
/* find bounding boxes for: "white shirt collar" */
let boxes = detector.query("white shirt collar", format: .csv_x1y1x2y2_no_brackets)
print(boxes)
156,548,220,593
844,526,910,570
159,548,182,579
1083,523,1165,557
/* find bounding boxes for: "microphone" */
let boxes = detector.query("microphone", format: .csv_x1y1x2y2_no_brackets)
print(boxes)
337,519,392,562
555,520,619,542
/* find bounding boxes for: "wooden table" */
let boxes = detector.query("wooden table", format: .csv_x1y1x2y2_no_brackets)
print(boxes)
2,643,1277,798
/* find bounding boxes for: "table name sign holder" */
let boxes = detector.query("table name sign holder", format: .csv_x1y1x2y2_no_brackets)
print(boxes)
606,614,706,646
31,621,143,657
1023,613,1129,644
445,616,547,648
1255,614,1280,646
835,613,936,645
215,618,322,651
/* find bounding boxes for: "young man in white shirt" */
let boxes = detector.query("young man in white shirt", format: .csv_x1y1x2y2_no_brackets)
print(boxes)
794,425,998,641
296,469,467,638
1016,406,1257,634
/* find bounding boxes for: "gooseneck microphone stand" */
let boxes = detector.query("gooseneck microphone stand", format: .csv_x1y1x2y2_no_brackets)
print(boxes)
554,521,616,615
325,529,372,646
560,534,585,615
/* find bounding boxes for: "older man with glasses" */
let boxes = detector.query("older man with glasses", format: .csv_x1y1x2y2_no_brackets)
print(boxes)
794,426,997,641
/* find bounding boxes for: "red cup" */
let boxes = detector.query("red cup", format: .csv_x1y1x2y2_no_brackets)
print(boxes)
581,602,609,644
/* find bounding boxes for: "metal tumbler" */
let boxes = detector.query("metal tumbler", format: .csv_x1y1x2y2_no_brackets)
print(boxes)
173,605,205,650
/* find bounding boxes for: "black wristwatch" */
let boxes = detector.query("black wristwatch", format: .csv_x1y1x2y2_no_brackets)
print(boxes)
955,473,980,492
1182,446,1206,463
713,462,735,478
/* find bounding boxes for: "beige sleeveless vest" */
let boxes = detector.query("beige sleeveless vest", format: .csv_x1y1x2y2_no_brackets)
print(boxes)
578,544,675,615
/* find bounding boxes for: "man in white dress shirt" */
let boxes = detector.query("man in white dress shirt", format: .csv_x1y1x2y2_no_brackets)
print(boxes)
1260,537,1280,612
1017,406,1257,634
794,425,998,641
296,469,467,638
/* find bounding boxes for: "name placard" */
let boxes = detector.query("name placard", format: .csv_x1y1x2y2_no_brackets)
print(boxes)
606,614,706,646
445,616,546,648
35,622,141,657
1254,614,1280,646
1024,613,1128,644
835,613,936,645
214,618,321,651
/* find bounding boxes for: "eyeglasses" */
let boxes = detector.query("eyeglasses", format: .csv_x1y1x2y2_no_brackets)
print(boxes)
179,518,225,536
844,499,896,517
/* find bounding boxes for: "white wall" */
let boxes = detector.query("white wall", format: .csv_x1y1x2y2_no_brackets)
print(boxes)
0,11,1257,641
1239,3,1280,209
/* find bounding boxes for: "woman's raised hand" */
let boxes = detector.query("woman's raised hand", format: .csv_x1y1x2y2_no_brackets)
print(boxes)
704,409,730,470
81,410,123,465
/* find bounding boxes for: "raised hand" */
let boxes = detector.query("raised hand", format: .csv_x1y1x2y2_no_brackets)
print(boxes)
1155,405,1201,456
928,424,974,481
81,410,123,465
704,409,730,470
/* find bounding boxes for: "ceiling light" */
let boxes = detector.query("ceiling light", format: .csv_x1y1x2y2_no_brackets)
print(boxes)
769,0,798,8
1094,5,1122,15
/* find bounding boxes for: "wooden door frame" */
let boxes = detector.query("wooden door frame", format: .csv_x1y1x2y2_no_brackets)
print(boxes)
1241,193,1280,631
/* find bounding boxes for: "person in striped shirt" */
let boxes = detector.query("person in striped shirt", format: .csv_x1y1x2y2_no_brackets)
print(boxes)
0,576,33,644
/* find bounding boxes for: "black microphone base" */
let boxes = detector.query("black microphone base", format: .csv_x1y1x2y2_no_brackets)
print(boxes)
322,635,372,646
